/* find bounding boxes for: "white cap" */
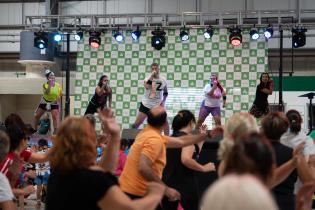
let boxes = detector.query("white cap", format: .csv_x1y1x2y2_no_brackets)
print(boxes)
45,69,54,77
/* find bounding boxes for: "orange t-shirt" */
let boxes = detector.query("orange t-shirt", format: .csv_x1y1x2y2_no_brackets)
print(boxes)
119,125,169,196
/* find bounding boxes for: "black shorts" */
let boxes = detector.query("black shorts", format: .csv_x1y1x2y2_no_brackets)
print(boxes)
139,103,150,115
38,103,59,111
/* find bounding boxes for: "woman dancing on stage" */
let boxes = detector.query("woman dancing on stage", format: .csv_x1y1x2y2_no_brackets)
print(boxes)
249,72,273,118
197,73,226,128
84,75,112,115
34,70,62,133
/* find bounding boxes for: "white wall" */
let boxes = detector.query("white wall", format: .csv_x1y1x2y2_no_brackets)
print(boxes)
269,91,313,132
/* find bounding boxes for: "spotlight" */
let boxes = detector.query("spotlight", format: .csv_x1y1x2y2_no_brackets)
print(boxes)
113,30,124,43
89,31,101,49
264,26,273,39
131,26,141,41
179,28,189,41
34,32,48,49
74,31,83,41
229,27,242,46
204,27,214,39
53,32,62,42
292,27,307,48
151,28,166,50
250,28,259,40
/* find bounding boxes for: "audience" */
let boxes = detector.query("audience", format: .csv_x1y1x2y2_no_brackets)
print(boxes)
46,108,165,210
261,112,314,210
162,110,215,210
0,131,16,210
201,174,278,210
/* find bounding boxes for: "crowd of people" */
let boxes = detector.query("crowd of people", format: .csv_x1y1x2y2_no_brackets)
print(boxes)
0,64,315,210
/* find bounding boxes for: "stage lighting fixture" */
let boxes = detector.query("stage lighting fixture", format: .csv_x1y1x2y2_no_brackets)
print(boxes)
114,30,124,43
264,26,273,39
204,27,214,39
151,28,166,50
53,32,62,42
89,31,101,49
74,31,83,41
34,32,48,49
179,28,189,41
250,28,259,40
131,26,141,41
229,27,242,46
292,28,307,48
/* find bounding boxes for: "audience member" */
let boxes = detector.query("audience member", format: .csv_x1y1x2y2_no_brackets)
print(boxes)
115,139,128,177
46,108,165,210
162,110,215,210
201,174,278,210
119,106,209,206
0,131,16,210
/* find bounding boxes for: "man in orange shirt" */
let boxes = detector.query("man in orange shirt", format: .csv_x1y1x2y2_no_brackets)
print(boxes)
119,106,209,206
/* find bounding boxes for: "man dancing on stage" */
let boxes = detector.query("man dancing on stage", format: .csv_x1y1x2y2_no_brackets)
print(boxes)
196,73,226,128
132,63,169,135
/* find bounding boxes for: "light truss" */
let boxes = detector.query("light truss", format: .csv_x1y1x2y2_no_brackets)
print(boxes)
23,9,315,32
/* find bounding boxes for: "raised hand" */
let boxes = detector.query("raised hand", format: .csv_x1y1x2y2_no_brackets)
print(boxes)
97,108,121,138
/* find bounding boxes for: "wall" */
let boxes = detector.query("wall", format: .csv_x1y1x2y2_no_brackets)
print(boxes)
74,28,267,129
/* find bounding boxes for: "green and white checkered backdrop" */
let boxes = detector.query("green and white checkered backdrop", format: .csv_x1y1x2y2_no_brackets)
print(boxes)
74,28,268,131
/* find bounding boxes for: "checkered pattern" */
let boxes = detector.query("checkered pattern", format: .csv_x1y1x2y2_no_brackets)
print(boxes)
74,28,268,131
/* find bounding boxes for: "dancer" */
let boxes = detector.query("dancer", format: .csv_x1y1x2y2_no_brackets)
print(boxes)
84,75,112,115
34,70,62,133
132,63,169,135
197,73,226,128
249,72,273,118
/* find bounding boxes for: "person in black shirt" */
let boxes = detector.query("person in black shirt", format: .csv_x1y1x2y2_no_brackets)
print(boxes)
84,75,112,115
46,108,165,210
249,72,273,118
162,110,215,210
261,112,314,210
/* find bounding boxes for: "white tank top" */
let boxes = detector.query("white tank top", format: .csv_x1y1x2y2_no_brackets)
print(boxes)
204,84,222,107
141,76,167,109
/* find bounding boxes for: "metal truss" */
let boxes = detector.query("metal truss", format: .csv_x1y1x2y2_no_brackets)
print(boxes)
23,9,315,32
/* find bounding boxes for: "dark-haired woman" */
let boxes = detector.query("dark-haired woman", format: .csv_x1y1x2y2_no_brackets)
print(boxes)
249,72,273,118
162,110,215,210
85,75,112,115
281,110,315,156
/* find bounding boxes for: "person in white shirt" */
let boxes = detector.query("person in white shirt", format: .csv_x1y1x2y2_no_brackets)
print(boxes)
280,109,315,193
0,131,15,210
132,63,169,135
196,73,226,128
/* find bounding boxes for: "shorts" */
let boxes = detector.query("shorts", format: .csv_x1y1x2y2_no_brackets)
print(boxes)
198,100,221,119
35,172,50,185
139,102,150,115
38,103,59,111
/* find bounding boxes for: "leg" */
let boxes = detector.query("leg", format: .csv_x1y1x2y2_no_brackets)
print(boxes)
51,109,59,132
196,101,211,129
211,106,222,126
34,107,46,130
132,111,147,129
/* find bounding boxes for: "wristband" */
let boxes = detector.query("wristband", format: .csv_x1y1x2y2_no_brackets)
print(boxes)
223,96,226,100
163,92,168,97
146,80,153,85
